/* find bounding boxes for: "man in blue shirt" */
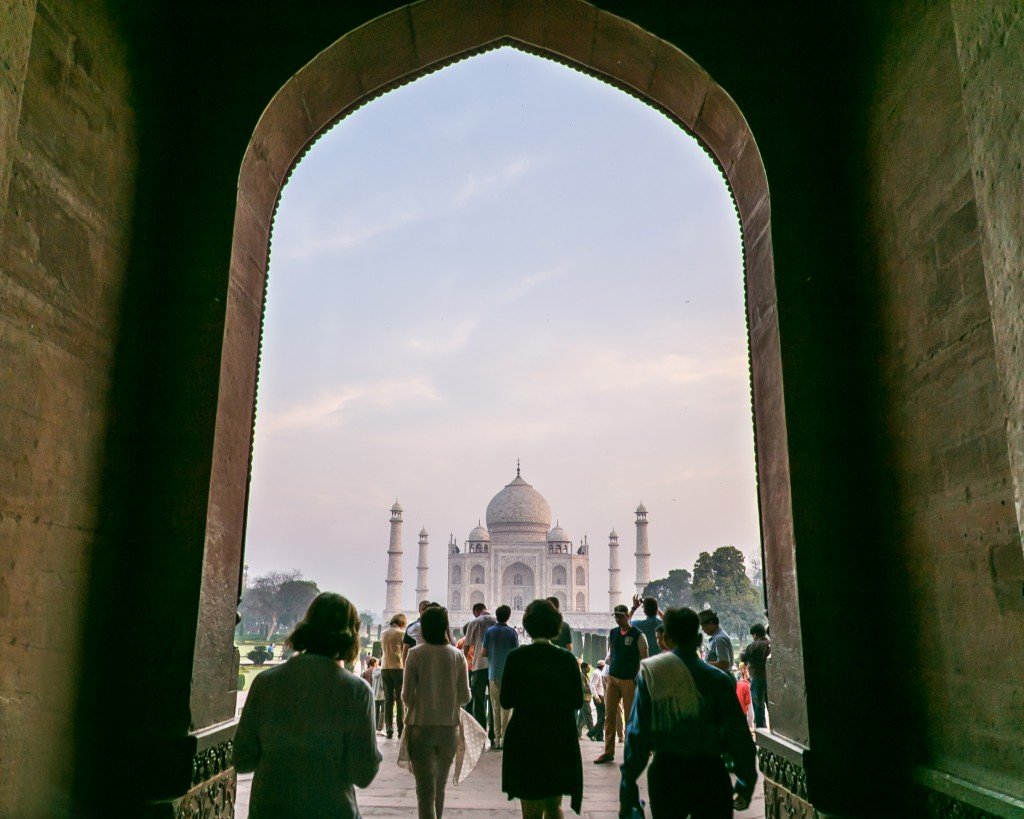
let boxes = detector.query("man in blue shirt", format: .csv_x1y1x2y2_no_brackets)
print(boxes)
698,609,734,671
481,604,519,749
620,607,756,817
629,594,664,656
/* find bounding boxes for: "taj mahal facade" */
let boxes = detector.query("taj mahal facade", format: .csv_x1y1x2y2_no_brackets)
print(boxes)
383,466,652,631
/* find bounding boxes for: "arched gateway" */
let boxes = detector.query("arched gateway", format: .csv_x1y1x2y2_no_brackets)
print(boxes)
200,1,797,816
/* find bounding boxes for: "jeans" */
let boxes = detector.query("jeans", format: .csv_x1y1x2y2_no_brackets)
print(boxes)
603,676,635,756
381,668,404,734
750,676,768,729
647,752,732,818
407,724,459,819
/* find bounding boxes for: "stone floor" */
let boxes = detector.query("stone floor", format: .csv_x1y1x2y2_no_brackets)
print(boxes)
235,732,766,818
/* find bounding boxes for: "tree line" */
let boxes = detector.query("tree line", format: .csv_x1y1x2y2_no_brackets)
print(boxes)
238,570,379,642
642,545,765,640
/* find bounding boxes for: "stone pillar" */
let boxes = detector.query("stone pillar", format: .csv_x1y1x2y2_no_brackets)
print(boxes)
416,527,429,606
608,529,621,611
384,501,403,618
634,503,650,597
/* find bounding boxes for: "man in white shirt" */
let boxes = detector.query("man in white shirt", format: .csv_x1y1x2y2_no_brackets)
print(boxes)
462,602,497,738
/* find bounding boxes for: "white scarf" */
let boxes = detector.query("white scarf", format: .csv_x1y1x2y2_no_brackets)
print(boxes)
639,652,702,734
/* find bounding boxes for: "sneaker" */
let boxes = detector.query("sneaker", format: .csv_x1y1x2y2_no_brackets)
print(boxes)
593,754,614,764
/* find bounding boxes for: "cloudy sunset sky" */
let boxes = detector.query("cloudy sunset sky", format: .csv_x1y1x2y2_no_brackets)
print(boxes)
244,47,759,615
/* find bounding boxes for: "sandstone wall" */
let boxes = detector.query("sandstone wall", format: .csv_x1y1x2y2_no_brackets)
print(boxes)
0,1,135,814
867,0,1024,803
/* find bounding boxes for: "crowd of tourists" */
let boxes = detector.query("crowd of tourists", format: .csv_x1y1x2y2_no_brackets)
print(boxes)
233,589,771,818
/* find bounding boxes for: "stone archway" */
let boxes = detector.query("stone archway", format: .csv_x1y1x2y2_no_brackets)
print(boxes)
207,0,801,812
502,561,536,605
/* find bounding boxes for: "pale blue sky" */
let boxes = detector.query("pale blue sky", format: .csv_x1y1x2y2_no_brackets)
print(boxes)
245,47,758,615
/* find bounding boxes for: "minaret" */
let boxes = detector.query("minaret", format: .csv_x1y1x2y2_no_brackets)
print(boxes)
608,528,621,610
416,527,429,606
635,502,650,596
384,500,403,618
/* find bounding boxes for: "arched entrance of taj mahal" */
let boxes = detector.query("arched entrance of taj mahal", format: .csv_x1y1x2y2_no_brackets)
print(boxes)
2,2,1022,817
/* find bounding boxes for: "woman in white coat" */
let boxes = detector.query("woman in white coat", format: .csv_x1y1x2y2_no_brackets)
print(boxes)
402,605,472,819
234,592,382,818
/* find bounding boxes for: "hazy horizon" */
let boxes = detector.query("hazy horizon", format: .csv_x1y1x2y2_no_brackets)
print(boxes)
243,47,760,616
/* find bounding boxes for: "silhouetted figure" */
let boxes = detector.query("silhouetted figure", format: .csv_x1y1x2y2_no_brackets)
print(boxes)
739,623,770,729
620,607,756,818
481,604,519,748
381,612,408,739
501,599,584,817
403,605,472,819
594,604,648,763
233,592,381,819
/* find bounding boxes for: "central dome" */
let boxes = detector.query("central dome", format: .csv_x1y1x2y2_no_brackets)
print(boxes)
486,473,552,534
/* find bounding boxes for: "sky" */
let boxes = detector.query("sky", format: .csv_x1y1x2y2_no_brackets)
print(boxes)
244,47,759,615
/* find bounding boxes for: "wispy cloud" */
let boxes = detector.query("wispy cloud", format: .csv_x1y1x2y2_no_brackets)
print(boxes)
498,265,564,304
454,156,540,205
282,206,425,260
408,319,481,355
257,376,441,433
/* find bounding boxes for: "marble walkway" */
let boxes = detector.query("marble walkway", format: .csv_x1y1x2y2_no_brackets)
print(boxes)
235,731,766,818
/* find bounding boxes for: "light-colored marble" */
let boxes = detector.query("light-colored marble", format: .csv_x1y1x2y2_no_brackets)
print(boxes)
235,731,765,817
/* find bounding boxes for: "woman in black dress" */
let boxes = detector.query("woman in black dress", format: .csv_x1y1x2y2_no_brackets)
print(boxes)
500,598,584,818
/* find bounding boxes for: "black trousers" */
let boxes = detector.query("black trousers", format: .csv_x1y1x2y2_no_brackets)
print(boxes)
469,668,491,736
648,752,732,819
381,669,404,734
592,701,606,739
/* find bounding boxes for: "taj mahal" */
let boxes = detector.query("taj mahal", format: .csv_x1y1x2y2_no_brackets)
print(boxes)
383,464,652,630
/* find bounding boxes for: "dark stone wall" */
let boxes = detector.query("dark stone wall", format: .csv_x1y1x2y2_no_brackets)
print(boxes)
0,0,136,815
0,1,1021,815
865,0,1024,806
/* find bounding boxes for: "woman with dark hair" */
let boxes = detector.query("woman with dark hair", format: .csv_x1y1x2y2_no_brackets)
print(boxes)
500,598,584,817
402,605,472,819
233,592,382,819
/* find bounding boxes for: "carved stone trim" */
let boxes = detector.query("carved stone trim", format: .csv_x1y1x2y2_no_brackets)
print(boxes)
922,789,1000,818
497,554,538,572
758,745,809,801
915,766,1022,818
173,767,235,819
764,780,816,819
918,784,1007,819
191,739,233,788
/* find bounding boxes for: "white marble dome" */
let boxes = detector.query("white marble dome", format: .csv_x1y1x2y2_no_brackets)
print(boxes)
467,523,490,542
547,524,569,542
486,473,552,533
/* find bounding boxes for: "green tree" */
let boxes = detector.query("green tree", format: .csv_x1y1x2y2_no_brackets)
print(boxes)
691,546,763,642
642,568,693,609
691,551,717,608
277,579,320,631
238,570,320,639
359,610,376,639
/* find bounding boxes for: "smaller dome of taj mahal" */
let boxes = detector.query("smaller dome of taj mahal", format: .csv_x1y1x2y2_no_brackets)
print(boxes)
391,500,403,512
636,502,647,515
467,521,490,542
547,522,569,543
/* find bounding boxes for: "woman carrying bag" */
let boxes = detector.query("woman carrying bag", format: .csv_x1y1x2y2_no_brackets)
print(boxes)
401,605,477,818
